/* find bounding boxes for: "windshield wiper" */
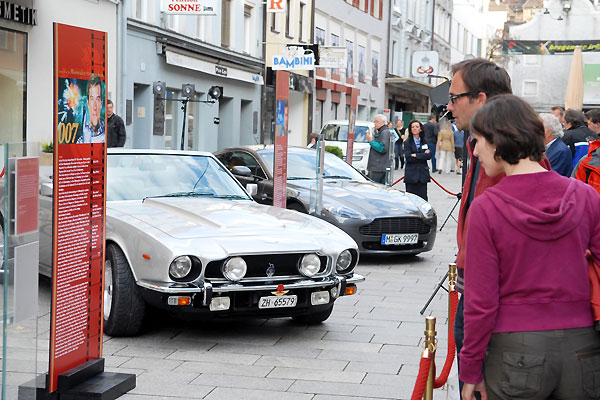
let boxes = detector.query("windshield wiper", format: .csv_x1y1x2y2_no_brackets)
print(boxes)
323,175,352,179
287,177,312,180
144,191,214,200
211,194,250,199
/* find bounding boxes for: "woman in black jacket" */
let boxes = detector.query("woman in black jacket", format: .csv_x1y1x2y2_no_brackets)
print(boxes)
403,120,432,200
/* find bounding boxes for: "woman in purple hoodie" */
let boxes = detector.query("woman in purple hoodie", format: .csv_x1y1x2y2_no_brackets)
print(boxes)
460,94,600,400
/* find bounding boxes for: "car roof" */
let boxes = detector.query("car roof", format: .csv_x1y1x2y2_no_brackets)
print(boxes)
107,148,215,157
322,120,374,126
216,145,318,154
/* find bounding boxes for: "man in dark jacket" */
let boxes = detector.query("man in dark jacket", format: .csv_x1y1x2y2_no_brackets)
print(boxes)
423,115,439,172
106,99,127,147
561,108,598,163
366,114,391,184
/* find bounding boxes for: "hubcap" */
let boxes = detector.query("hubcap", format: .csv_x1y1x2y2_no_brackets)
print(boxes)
104,259,113,320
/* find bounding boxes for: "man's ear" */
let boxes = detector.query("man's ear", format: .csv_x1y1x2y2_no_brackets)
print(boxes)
476,92,487,105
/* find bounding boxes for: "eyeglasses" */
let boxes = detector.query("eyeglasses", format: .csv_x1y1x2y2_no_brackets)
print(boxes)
449,92,473,104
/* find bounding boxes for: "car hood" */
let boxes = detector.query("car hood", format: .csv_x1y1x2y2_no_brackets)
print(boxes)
108,197,339,241
289,179,424,217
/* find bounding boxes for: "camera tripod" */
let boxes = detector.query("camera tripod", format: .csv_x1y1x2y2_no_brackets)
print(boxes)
439,192,461,232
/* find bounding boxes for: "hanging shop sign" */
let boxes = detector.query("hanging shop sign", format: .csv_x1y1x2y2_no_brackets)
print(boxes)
411,51,439,78
318,46,347,69
502,40,600,55
267,0,286,13
50,23,107,393
272,46,315,71
161,0,217,15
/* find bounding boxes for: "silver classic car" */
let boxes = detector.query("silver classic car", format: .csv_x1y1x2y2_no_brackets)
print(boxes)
215,146,437,255
37,150,363,336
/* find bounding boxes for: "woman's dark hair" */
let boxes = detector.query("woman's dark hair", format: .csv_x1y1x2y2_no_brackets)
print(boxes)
408,120,426,142
564,109,586,127
471,94,545,165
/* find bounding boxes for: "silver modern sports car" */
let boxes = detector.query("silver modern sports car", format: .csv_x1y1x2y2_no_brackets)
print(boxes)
215,146,437,255
35,150,363,336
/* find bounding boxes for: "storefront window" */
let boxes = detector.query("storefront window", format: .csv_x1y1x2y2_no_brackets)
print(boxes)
0,28,27,145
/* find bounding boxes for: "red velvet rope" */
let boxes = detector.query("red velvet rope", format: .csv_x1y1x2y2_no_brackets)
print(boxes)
411,353,433,400
391,175,458,197
0,167,4,178
433,290,459,388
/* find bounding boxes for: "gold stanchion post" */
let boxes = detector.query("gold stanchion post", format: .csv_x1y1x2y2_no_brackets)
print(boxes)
448,263,457,292
424,316,437,400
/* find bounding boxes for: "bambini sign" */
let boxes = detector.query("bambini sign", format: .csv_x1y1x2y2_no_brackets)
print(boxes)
161,0,217,15
272,46,315,71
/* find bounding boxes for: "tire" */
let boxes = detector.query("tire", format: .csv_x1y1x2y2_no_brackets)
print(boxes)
292,305,334,324
286,202,307,213
104,243,146,336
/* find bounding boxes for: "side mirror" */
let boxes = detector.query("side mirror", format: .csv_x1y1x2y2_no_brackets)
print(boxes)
40,182,53,197
232,166,252,177
246,183,258,196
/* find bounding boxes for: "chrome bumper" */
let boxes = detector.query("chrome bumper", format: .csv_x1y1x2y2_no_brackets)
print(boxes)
137,274,365,305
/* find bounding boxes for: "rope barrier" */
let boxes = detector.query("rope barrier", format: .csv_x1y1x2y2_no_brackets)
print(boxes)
433,290,459,388
391,174,458,197
411,352,433,400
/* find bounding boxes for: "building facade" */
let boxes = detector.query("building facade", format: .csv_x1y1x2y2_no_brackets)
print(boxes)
386,0,434,125
313,0,388,133
450,0,491,65
124,0,265,151
504,0,600,110
0,0,118,147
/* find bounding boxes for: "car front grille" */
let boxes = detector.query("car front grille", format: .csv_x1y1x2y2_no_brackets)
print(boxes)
358,217,431,236
204,254,328,279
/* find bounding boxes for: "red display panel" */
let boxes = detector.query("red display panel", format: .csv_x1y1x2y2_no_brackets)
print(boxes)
49,23,107,393
15,157,39,235
346,89,359,165
273,71,289,209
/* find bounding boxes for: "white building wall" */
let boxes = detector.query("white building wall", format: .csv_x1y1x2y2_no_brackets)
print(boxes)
25,0,118,144
506,0,600,110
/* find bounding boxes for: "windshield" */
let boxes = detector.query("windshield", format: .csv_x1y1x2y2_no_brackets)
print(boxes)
258,149,368,181
106,154,250,201
321,124,369,143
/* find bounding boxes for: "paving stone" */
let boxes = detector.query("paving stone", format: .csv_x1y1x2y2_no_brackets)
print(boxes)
190,373,294,391
256,355,348,371
114,345,177,359
173,361,274,377
204,387,313,400
344,360,402,374
166,349,260,365
209,342,322,358
268,366,365,383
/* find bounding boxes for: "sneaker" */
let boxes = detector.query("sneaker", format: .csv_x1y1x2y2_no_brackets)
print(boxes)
456,172,461,175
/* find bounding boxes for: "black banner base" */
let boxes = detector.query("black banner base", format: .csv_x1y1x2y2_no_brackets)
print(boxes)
18,358,135,399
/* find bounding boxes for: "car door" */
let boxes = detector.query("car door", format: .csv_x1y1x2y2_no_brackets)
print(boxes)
215,150,268,202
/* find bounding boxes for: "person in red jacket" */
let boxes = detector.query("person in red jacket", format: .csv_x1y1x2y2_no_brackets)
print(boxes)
461,94,600,400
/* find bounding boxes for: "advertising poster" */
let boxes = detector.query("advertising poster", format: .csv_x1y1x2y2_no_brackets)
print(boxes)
346,40,353,80
372,51,379,87
273,71,289,209
584,64,600,105
49,23,107,393
331,34,340,76
502,40,600,55
358,45,366,83
346,89,359,165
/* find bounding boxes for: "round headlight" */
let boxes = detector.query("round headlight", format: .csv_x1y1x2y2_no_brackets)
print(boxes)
222,257,247,282
336,250,353,272
169,256,192,279
299,254,321,277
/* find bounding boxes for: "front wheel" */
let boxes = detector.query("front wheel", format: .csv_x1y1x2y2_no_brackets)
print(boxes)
104,243,146,336
292,305,334,324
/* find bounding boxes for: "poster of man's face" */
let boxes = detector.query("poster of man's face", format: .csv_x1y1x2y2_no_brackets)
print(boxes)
331,33,340,75
372,51,379,87
316,28,325,46
346,40,353,79
358,45,365,83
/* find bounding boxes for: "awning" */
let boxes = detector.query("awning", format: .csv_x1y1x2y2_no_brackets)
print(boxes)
385,77,433,97
165,50,264,85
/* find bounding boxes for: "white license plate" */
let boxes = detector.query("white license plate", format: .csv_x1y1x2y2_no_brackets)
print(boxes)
381,233,419,245
258,295,298,309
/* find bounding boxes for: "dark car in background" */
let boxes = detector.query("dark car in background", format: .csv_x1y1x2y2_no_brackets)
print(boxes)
215,146,437,256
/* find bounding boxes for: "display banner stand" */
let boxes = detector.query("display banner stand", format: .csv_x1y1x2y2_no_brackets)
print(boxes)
345,89,359,166
24,22,136,400
273,70,290,209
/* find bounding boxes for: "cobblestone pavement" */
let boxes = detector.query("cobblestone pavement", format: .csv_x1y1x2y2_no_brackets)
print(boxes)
4,168,464,400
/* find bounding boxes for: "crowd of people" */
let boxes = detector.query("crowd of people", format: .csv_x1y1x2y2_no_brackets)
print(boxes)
361,58,600,400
